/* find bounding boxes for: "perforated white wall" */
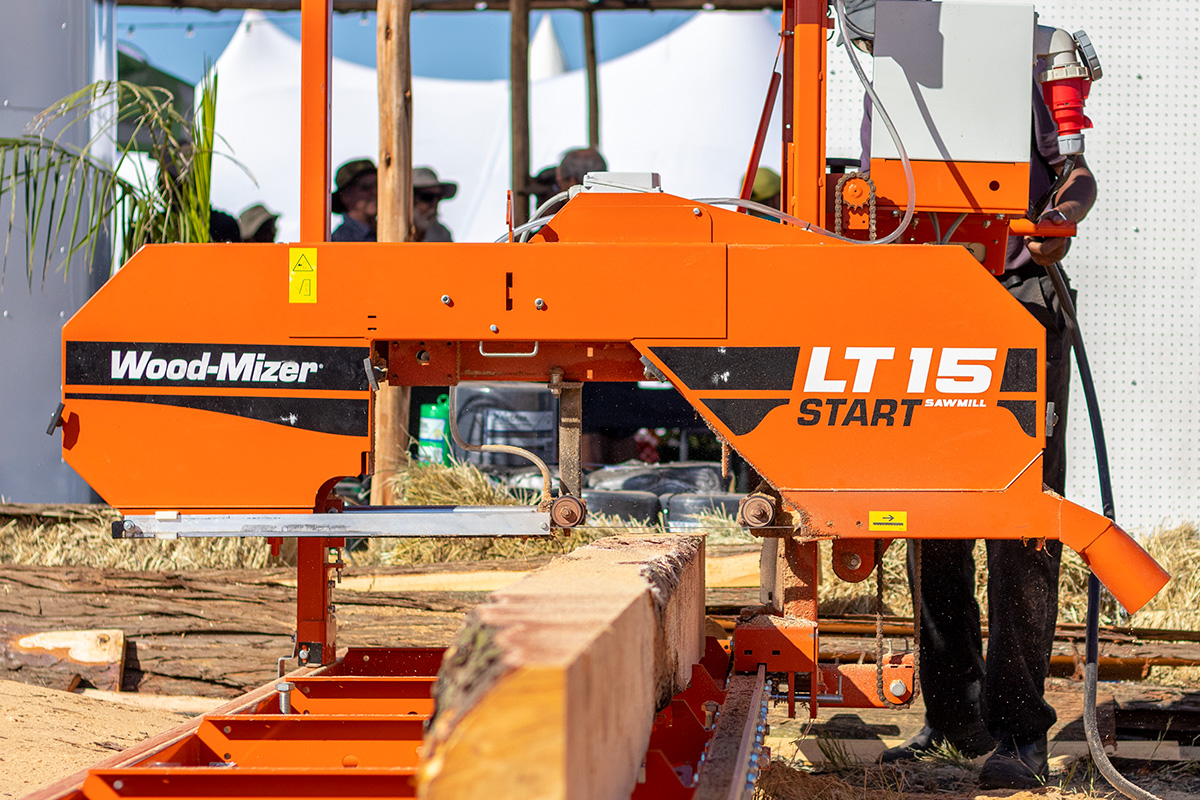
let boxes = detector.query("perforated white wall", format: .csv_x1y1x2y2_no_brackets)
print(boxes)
823,2,1199,530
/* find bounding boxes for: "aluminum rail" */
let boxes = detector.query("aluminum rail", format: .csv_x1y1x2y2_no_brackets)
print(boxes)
115,506,552,539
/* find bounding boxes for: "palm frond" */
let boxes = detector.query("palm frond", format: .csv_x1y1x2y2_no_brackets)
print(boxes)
0,72,236,287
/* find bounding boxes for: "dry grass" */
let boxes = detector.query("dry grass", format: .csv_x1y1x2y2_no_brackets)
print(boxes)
0,507,270,570
1,462,1195,637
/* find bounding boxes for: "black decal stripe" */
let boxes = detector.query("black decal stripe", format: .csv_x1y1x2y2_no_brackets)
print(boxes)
65,393,369,437
997,399,1036,438
65,341,370,391
651,347,800,391
700,398,789,436
999,348,1038,393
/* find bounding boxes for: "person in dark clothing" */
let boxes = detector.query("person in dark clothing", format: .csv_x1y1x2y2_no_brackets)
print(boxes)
237,204,279,243
844,1,1098,790
331,159,378,242
209,209,241,242
413,167,457,243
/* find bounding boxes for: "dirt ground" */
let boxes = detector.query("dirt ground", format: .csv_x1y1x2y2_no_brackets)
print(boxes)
0,680,189,799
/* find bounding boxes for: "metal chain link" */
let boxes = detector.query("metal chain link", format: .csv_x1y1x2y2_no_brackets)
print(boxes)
875,539,921,708
833,171,877,240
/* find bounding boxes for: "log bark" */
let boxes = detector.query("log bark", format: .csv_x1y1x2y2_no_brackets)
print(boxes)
420,534,705,800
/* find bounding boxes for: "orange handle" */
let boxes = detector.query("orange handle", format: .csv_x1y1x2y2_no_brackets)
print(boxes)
1008,217,1077,238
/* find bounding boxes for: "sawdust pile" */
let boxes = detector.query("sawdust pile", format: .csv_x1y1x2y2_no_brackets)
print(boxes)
0,679,186,798
756,754,1200,800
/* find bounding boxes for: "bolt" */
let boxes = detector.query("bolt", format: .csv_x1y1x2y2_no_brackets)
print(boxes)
122,520,134,531
113,781,124,791
541,522,550,531
842,552,862,570
490,324,499,333
692,207,702,216
298,647,309,662
441,294,451,305
276,681,295,714
703,700,719,729
889,678,909,699
535,298,546,310
223,725,231,734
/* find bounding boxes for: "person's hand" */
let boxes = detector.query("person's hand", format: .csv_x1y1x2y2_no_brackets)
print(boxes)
1025,208,1071,267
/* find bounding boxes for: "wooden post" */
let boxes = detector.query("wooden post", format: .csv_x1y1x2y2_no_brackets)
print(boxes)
420,535,706,800
371,0,415,506
510,0,531,225
583,9,600,149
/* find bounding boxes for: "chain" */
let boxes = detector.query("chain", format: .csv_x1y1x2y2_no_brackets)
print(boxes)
875,539,921,708
833,171,877,240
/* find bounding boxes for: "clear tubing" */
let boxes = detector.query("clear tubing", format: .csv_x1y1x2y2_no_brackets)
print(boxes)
495,190,570,243
833,0,916,245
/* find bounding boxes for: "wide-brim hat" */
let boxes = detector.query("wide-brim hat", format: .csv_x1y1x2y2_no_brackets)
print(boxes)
237,203,279,241
413,167,457,201
331,158,377,215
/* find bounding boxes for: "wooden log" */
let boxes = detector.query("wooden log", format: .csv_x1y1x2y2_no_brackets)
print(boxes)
371,0,415,506
419,534,705,800
510,0,531,226
583,9,600,149
1,628,124,691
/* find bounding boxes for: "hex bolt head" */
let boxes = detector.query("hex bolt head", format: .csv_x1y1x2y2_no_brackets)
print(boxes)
490,324,499,333
122,520,134,531
889,678,909,699
441,294,451,305
842,552,862,570
692,207,702,216
535,298,546,310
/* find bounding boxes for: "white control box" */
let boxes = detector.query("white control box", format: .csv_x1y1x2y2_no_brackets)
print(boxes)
871,1,1036,164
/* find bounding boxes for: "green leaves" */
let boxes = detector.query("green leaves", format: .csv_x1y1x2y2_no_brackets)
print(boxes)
0,73,231,289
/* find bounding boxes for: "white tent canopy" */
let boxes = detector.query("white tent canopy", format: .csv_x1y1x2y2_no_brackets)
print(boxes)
208,9,785,243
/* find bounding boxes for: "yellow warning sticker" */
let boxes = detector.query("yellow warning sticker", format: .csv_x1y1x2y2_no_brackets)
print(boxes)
869,511,907,532
288,248,317,303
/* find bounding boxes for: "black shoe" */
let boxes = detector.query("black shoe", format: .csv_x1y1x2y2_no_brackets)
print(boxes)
879,725,995,763
978,737,1049,789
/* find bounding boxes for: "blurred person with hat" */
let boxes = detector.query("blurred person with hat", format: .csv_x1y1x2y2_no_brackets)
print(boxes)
413,167,457,242
238,204,279,243
331,158,378,242
748,167,781,219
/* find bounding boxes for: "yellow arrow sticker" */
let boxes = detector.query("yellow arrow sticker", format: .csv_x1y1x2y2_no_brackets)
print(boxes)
869,511,907,532
288,247,317,303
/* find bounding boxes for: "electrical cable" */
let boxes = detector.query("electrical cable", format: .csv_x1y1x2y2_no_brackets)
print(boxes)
833,0,915,245
1042,257,1160,800
497,1,914,247
940,213,967,245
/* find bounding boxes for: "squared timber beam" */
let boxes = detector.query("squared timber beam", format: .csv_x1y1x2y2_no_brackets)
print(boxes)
419,534,706,800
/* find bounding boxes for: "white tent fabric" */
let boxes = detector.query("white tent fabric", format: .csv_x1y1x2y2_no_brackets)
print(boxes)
209,10,784,243
529,16,566,81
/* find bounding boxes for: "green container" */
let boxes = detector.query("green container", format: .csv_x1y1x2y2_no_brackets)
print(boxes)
417,394,452,465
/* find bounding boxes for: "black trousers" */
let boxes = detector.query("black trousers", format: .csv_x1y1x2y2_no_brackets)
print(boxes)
909,266,1074,747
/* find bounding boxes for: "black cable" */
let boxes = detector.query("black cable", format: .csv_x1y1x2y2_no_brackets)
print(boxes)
1043,259,1159,800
